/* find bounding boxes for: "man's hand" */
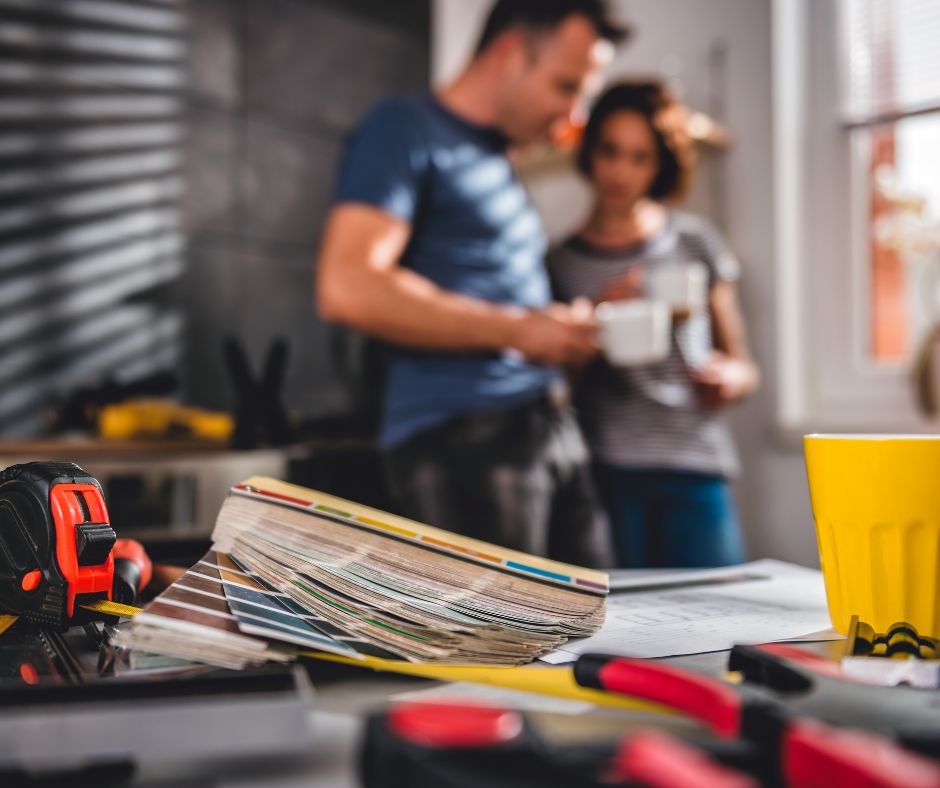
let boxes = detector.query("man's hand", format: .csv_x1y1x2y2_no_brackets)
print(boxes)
509,298,600,366
692,351,759,409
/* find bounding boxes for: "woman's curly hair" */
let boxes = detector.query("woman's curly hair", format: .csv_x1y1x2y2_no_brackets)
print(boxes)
577,81,696,202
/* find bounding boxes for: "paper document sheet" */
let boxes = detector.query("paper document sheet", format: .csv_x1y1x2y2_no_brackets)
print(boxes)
541,559,840,663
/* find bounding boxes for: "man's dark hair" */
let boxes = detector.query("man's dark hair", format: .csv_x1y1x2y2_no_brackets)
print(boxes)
475,0,630,55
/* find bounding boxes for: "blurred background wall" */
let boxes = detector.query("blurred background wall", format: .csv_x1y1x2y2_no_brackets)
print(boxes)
182,0,428,417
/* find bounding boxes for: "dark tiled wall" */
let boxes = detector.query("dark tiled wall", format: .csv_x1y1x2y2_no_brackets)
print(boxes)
182,0,428,417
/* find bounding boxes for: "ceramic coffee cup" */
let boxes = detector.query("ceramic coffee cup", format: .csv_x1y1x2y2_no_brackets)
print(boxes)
595,299,671,367
645,261,708,314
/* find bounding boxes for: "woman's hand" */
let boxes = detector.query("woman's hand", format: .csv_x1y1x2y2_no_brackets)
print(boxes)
692,351,760,409
597,268,644,303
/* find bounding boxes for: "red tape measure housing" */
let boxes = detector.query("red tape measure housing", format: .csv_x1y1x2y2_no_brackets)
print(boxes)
49,483,113,618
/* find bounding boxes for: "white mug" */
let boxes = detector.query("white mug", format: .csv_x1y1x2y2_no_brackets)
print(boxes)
595,299,671,366
645,261,708,313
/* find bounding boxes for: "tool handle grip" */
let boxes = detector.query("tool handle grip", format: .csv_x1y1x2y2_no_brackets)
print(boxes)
112,539,152,604
784,720,940,788
574,654,742,737
609,731,758,788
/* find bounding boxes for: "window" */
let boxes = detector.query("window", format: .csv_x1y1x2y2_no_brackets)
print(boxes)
844,0,940,364
774,0,940,431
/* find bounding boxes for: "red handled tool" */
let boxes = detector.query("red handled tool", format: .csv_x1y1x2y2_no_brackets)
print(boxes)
360,699,760,788
112,537,152,606
0,462,150,629
360,643,940,787
574,647,940,787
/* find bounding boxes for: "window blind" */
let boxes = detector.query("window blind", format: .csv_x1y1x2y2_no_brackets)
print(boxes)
844,0,940,127
0,0,186,435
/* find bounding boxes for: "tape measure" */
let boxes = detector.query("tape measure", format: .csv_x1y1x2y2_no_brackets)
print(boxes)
0,462,151,630
0,600,142,636
81,599,143,619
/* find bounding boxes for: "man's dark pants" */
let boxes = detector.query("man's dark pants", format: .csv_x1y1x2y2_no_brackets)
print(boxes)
384,393,611,568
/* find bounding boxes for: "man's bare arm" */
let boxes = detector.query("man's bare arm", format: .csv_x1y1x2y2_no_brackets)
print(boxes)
315,203,598,365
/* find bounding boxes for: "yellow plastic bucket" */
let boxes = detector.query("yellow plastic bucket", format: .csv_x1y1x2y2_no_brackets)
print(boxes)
803,434,940,638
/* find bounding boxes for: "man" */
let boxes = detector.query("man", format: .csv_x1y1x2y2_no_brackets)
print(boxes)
316,0,629,564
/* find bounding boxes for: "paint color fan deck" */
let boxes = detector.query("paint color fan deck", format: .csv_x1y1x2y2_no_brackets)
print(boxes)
114,478,608,669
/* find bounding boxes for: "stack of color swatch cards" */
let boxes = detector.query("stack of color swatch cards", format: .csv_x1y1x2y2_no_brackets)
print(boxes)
114,478,609,670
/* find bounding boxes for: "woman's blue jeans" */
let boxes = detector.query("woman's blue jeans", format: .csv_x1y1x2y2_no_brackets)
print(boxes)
594,465,746,568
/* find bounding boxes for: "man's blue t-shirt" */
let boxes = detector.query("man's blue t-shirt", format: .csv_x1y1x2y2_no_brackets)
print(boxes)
333,94,558,448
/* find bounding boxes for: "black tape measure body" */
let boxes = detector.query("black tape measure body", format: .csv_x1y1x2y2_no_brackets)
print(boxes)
0,462,116,629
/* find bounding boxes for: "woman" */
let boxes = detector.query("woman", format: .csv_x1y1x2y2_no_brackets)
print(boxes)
548,82,759,568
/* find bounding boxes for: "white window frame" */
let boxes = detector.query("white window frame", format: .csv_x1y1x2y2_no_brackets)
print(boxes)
773,0,935,433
